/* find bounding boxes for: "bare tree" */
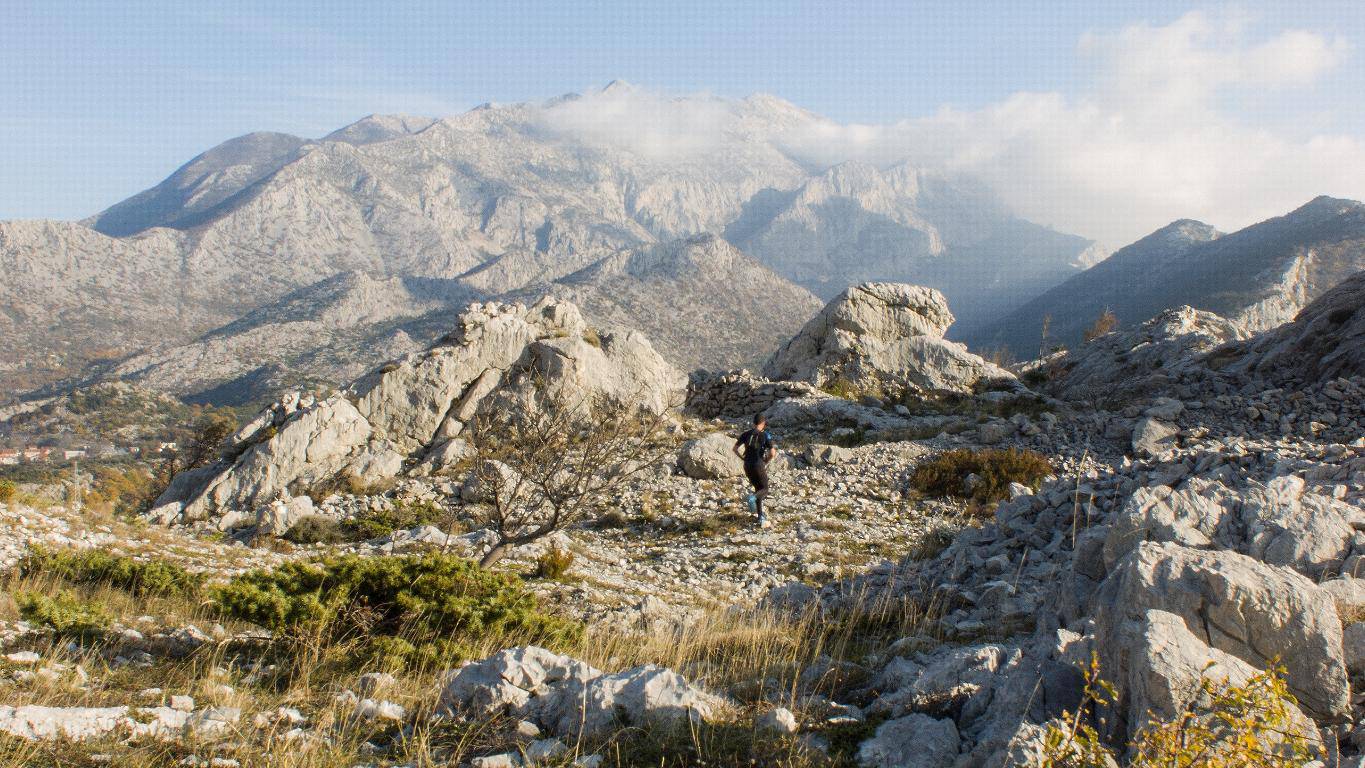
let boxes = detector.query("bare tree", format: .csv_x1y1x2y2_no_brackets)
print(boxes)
463,386,677,568
1083,308,1118,343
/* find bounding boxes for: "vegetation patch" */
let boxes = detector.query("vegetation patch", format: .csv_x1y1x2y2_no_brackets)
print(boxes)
341,498,446,541
17,590,111,638
909,448,1053,504
20,546,204,599
210,553,581,666
532,544,575,580
0,479,14,504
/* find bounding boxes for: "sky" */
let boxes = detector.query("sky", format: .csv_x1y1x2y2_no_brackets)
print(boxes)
2,1,1363,246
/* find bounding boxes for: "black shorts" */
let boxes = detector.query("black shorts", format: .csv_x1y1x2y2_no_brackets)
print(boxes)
744,461,769,492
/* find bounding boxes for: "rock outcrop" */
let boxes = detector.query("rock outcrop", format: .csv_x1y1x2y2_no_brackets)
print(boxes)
437,646,723,740
763,282,1016,396
1042,306,1244,402
148,297,683,527
1234,268,1365,386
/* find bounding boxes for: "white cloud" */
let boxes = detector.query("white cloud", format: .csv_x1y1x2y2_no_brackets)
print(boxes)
533,12,1364,248
534,82,739,159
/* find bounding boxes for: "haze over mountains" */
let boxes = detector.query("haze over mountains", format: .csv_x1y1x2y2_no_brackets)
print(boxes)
2,85,1364,412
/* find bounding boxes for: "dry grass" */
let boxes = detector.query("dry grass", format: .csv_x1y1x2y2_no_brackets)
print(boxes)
0,532,945,767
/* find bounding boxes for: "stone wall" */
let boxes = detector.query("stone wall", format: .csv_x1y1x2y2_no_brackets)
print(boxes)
685,370,820,420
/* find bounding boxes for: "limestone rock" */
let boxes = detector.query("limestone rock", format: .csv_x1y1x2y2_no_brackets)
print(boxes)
149,297,684,528
1096,541,1349,721
763,283,1015,396
437,646,723,740
856,712,959,768
678,433,743,479
757,707,799,735
1235,268,1365,386
1131,417,1178,457
804,444,852,466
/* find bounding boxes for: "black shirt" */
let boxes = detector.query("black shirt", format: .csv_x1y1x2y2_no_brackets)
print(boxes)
736,428,774,465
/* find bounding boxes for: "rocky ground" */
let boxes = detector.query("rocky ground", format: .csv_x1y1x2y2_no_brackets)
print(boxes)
2,276,1364,766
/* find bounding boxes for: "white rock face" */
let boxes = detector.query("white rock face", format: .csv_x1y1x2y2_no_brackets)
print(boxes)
149,297,684,527
1235,268,1365,386
437,646,723,740
1096,541,1349,721
763,283,1015,396
678,433,744,479
856,712,959,768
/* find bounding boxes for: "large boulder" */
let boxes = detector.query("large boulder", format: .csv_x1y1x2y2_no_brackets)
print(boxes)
1103,476,1356,580
677,433,743,479
1096,541,1349,722
149,298,685,527
762,282,1015,396
1105,609,1320,748
437,646,723,740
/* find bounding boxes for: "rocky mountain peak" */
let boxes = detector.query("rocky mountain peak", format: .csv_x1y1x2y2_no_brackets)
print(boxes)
322,114,438,145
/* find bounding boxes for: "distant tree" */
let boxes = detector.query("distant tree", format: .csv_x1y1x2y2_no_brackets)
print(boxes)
463,386,676,568
1039,313,1052,359
177,411,238,471
1083,308,1118,342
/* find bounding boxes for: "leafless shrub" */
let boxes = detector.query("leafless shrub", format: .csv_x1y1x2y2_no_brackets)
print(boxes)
465,386,677,567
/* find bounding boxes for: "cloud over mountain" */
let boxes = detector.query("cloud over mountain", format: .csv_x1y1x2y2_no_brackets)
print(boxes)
525,12,1363,248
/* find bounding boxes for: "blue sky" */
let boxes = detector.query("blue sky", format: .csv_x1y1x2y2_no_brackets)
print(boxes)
2,0,1363,241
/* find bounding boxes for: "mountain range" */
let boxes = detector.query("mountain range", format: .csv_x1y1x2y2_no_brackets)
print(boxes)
965,196,1365,356
0,86,1097,403
3,85,1364,416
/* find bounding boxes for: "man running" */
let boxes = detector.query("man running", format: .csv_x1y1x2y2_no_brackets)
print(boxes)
733,413,776,528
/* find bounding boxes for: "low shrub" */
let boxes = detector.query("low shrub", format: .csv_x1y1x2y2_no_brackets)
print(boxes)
533,544,574,580
281,515,350,545
20,546,203,598
0,479,15,504
909,448,1052,504
17,591,111,638
341,498,444,541
210,553,580,664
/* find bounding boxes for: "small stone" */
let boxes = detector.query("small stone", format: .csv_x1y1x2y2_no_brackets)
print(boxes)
757,706,799,734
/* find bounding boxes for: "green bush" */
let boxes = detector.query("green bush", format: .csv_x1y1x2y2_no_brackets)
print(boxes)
20,546,204,598
0,479,15,504
909,448,1053,504
341,499,444,541
17,591,111,637
280,500,445,545
210,553,580,663
281,515,350,545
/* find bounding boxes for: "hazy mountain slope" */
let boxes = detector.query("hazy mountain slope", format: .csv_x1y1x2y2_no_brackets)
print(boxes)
728,162,1100,325
106,271,473,405
967,197,1365,356
0,221,196,392
100,236,816,404
86,132,311,237
538,235,824,371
